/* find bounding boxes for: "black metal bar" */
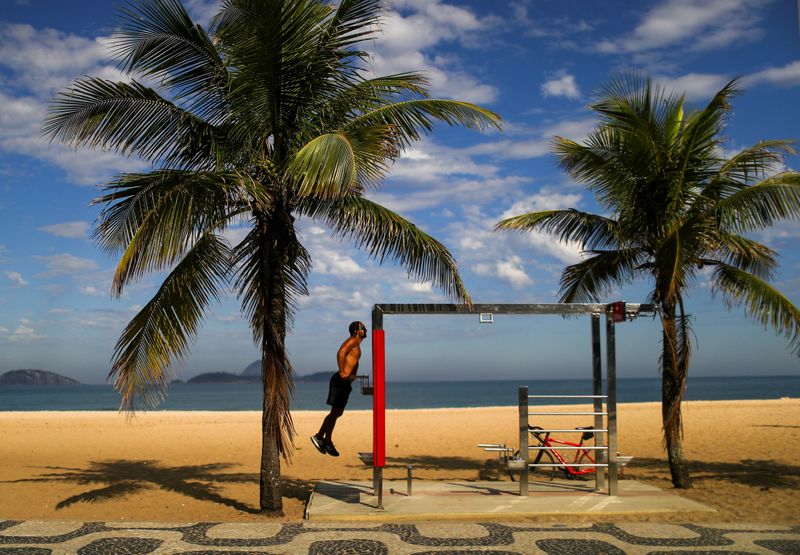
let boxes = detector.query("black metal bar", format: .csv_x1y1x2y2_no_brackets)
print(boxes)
519,386,528,496
374,303,655,316
591,313,606,491
606,311,619,496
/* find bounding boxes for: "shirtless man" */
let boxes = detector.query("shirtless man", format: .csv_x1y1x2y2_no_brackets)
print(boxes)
311,321,367,457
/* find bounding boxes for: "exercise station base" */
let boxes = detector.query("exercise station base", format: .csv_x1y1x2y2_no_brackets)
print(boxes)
305,479,714,521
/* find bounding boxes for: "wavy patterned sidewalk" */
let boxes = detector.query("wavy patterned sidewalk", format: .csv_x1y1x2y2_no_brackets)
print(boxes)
1,519,799,554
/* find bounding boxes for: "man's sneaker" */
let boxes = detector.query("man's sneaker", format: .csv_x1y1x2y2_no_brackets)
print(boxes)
325,441,340,457
310,435,327,455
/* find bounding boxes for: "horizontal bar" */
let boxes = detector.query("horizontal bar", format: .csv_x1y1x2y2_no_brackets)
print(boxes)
529,463,608,468
482,447,514,452
531,429,608,433
375,303,656,316
528,395,607,399
528,412,607,416
477,443,506,448
528,446,607,451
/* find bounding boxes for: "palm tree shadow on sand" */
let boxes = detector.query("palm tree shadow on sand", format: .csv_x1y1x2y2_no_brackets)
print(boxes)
6,460,313,514
627,458,800,490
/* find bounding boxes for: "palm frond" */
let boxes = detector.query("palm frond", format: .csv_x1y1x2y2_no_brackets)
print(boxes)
93,170,257,295
715,173,800,232
495,209,619,250
345,99,501,151
301,196,470,303
715,140,796,186
288,125,398,197
112,0,229,121
712,264,800,355
110,232,231,411
304,73,430,137
558,248,648,303
714,232,778,280
43,78,221,168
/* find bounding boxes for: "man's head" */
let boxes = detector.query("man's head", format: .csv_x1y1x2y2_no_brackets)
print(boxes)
349,321,367,337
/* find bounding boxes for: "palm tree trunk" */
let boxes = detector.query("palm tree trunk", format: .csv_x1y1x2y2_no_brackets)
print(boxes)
254,210,295,515
660,301,692,488
259,389,283,513
260,330,285,514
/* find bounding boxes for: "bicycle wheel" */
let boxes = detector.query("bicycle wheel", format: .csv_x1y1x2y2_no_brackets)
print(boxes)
528,448,557,479
507,449,558,481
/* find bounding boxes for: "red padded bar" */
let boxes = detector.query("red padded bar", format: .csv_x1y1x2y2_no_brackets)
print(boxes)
372,329,385,467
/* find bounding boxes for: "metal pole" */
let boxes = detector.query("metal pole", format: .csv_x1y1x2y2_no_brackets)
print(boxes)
519,386,528,496
372,305,385,509
591,313,605,491
605,311,619,496
407,465,413,496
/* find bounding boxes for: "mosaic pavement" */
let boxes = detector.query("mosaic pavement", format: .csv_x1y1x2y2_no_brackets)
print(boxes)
1,520,799,554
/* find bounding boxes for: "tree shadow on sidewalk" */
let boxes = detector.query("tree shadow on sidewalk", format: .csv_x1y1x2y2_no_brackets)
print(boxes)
6,460,315,514
626,457,800,490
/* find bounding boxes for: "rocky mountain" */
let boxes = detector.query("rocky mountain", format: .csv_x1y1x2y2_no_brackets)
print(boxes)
187,372,259,384
240,361,331,382
241,360,261,377
0,369,80,386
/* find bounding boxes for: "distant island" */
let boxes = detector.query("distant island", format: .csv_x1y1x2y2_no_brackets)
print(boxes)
0,369,80,386
184,363,334,384
241,361,331,382
188,372,259,384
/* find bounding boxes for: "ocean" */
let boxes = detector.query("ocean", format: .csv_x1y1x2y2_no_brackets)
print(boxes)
0,375,797,411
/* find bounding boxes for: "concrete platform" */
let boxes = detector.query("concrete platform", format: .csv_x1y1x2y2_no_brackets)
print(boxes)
305,479,716,521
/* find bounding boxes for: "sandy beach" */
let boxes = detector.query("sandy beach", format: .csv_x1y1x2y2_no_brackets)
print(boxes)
0,399,798,523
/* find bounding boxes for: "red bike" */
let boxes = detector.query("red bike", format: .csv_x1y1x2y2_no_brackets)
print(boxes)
509,425,602,481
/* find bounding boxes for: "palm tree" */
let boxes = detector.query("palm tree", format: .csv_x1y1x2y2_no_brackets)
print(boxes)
496,74,800,488
44,0,500,513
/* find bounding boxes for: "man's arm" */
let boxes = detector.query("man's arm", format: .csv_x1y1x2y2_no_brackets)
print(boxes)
337,337,357,378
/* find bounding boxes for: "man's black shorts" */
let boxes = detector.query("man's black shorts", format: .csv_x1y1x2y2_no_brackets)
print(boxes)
326,372,352,408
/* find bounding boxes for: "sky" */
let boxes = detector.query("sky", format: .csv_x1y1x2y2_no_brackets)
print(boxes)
1,0,799,384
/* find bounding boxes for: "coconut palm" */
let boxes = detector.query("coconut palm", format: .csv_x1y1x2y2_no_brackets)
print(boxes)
44,0,500,513
496,74,800,488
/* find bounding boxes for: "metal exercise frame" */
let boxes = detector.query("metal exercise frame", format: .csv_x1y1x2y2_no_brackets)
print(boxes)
369,302,655,507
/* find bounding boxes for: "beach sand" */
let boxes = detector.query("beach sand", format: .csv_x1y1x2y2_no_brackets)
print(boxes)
0,399,798,523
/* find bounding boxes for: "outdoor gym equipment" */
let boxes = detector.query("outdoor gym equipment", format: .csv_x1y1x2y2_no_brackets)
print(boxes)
364,301,655,508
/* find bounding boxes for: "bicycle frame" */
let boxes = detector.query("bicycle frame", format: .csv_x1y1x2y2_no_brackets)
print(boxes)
539,436,596,476
530,427,597,477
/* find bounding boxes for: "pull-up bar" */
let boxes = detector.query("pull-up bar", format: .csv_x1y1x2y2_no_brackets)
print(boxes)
368,302,655,509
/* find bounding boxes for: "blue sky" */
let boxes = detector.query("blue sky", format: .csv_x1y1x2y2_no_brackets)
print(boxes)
1,0,798,384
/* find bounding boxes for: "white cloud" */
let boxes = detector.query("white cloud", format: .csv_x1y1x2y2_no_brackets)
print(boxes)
654,73,731,101
365,0,499,103
299,224,366,277
0,23,110,95
498,191,588,265
499,191,583,219
745,60,800,88
369,175,528,214
79,284,105,296
0,24,148,185
390,141,501,183
511,1,594,41
314,249,365,276
0,320,45,343
38,221,89,239
466,117,596,160
596,0,768,54
35,253,99,278
4,271,28,287
541,72,580,99
48,308,71,314
475,256,533,289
